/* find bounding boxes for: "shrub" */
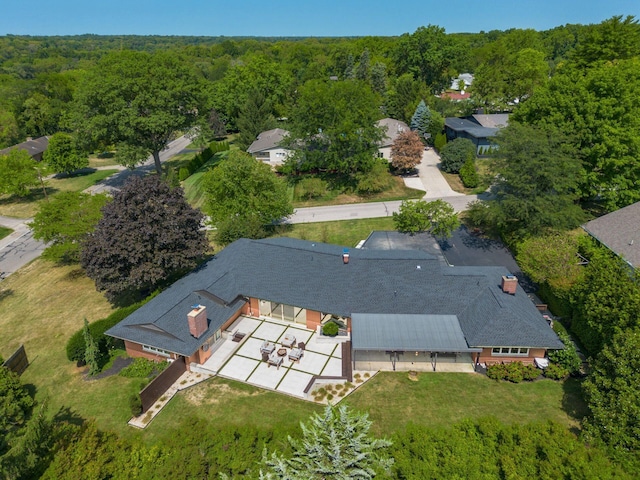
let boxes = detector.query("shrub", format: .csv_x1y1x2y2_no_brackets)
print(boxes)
129,393,143,417
434,132,447,151
459,156,479,188
548,330,581,374
66,296,153,363
119,358,168,378
355,160,390,194
487,363,508,381
296,177,327,200
487,362,538,383
178,167,191,182
543,363,568,380
440,138,476,173
322,321,339,337
522,363,540,381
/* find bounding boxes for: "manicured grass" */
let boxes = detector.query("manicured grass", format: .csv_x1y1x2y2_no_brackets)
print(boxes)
440,158,491,195
274,217,395,247
182,153,226,210
0,259,144,439
145,377,320,444
345,372,588,436
0,226,12,240
292,175,424,208
0,169,119,218
88,152,119,168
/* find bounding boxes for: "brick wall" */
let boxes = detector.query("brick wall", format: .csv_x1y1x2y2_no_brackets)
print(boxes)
478,347,547,366
306,310,322,331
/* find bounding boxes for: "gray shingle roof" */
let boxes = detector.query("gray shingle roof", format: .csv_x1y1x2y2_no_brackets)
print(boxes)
0,136,49,159
107,237,562,355
376,118,410,147
582,201,640,268
351,313,480,352
246,128,289,154
471,114,509,128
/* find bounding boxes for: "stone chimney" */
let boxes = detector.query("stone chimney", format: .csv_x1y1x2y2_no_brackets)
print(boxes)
187,305,208,338
342,248,349,264
501,275,517,295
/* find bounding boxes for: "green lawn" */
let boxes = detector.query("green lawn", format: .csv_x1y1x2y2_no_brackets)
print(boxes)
0,226,12,240
0,169,119,218
274,217,395,247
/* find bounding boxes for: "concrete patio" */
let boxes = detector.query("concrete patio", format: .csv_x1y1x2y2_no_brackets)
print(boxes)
192,316,344,400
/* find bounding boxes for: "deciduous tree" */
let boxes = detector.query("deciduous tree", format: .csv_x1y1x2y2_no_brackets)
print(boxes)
202,151,292,244
42,132,88,174
390,130,423,172
393,199,459,238
439,137,475,173
81,175,207,304
0,148,40,197
72,51,203,174
30,191,109,263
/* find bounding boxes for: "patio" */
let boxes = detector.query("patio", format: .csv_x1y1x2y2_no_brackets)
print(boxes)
194,316,344,400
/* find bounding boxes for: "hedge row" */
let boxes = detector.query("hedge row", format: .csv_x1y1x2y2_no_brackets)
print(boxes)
181,140,230,179
66,295,155,363
486,362,540,383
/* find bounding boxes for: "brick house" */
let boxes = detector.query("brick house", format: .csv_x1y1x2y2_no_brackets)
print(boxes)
106,237,562,372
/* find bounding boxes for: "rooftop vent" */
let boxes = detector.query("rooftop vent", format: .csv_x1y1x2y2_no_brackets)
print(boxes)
187,305,208,338
343,248,350,264
501,275,517,295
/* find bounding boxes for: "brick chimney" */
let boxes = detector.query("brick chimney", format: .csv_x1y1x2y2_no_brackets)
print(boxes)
501,275,517,295
187,305,208,338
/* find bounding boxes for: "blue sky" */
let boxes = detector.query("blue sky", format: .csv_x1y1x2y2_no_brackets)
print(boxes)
2,1,639,36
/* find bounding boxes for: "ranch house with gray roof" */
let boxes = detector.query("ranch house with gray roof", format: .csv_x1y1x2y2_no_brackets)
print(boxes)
107,237,562,373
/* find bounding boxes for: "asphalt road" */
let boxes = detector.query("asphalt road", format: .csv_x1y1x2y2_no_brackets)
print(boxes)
288,194,479,224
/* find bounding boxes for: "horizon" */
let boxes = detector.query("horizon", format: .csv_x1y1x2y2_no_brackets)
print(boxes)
1,1,639,37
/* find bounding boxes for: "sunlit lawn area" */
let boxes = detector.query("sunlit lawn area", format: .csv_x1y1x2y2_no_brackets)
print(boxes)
274,217,395,247
0,169,119,218
291,175,424,208
0,226,12,240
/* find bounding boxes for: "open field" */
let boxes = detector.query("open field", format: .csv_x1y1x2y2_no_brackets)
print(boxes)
0,169,118,218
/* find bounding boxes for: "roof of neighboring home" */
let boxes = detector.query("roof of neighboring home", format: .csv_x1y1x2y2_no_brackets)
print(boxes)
0,136,49,159
247,128,290,154
471,114,509,128
376,118,410,147
444,118,500,139
107,238,562,355
582,201,640,268
440,91,471,101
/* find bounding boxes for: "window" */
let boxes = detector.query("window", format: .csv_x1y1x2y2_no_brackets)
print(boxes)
143,345,170,357
491,347,529,356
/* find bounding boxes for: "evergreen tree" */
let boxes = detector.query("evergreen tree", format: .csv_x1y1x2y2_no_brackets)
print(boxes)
236,89,277,150
263,404,393,479
343,54,355,80
410,99,431,138
356,49,370,81
369,62,387,95
83,319,100,375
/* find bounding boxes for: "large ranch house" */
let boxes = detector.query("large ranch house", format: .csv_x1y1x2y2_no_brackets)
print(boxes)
106,238,562,379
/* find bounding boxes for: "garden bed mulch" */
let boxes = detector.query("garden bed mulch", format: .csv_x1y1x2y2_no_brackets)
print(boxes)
89,356,134,380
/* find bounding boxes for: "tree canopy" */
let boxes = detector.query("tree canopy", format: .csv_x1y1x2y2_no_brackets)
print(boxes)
72,50,203,173
30,191,109,263
0,149,41,197
202,151,292,244
439,137,476,173
390,130,423,172
283,79,382,176
42,132,87,174
393,199,460,238
81,175,208,304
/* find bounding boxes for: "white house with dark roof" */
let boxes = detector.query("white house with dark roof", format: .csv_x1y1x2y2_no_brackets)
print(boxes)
582,201,640,268
246,128,291,166
376,118,410,160
107,237,562,376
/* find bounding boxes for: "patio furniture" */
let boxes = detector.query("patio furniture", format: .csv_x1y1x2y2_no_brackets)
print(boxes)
298,341,305,350
277,348,287,357
261,352,270,362
268,351,283,368
260,341,275,354
289,348,304,362
282,333,296,348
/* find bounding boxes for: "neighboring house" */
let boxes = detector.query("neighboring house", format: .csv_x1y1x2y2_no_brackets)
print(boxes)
107,237,562,373
444,114,509,155
376,118,409,160
246,128,291,166
450,73,474,91
0,136,49,161
440,91,471,102
582,201,640,269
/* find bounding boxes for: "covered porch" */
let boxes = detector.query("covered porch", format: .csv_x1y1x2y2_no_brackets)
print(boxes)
351,313,481,372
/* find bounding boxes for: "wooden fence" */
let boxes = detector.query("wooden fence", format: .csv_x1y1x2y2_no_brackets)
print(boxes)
3,344,29,375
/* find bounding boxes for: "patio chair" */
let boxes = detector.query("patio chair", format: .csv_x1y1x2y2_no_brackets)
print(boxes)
282,333,296,348
289,348,303,362
260,341,275,355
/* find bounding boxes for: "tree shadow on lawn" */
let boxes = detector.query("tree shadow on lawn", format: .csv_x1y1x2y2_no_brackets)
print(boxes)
0,288,14,302
562,377,589,435
52,405,86,427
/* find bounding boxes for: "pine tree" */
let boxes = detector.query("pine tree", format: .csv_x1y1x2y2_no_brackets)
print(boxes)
263,404,393,479
83,319,100,376
356,49,370,81
344,54,355,80
410,99,431,138
370,62,387,95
